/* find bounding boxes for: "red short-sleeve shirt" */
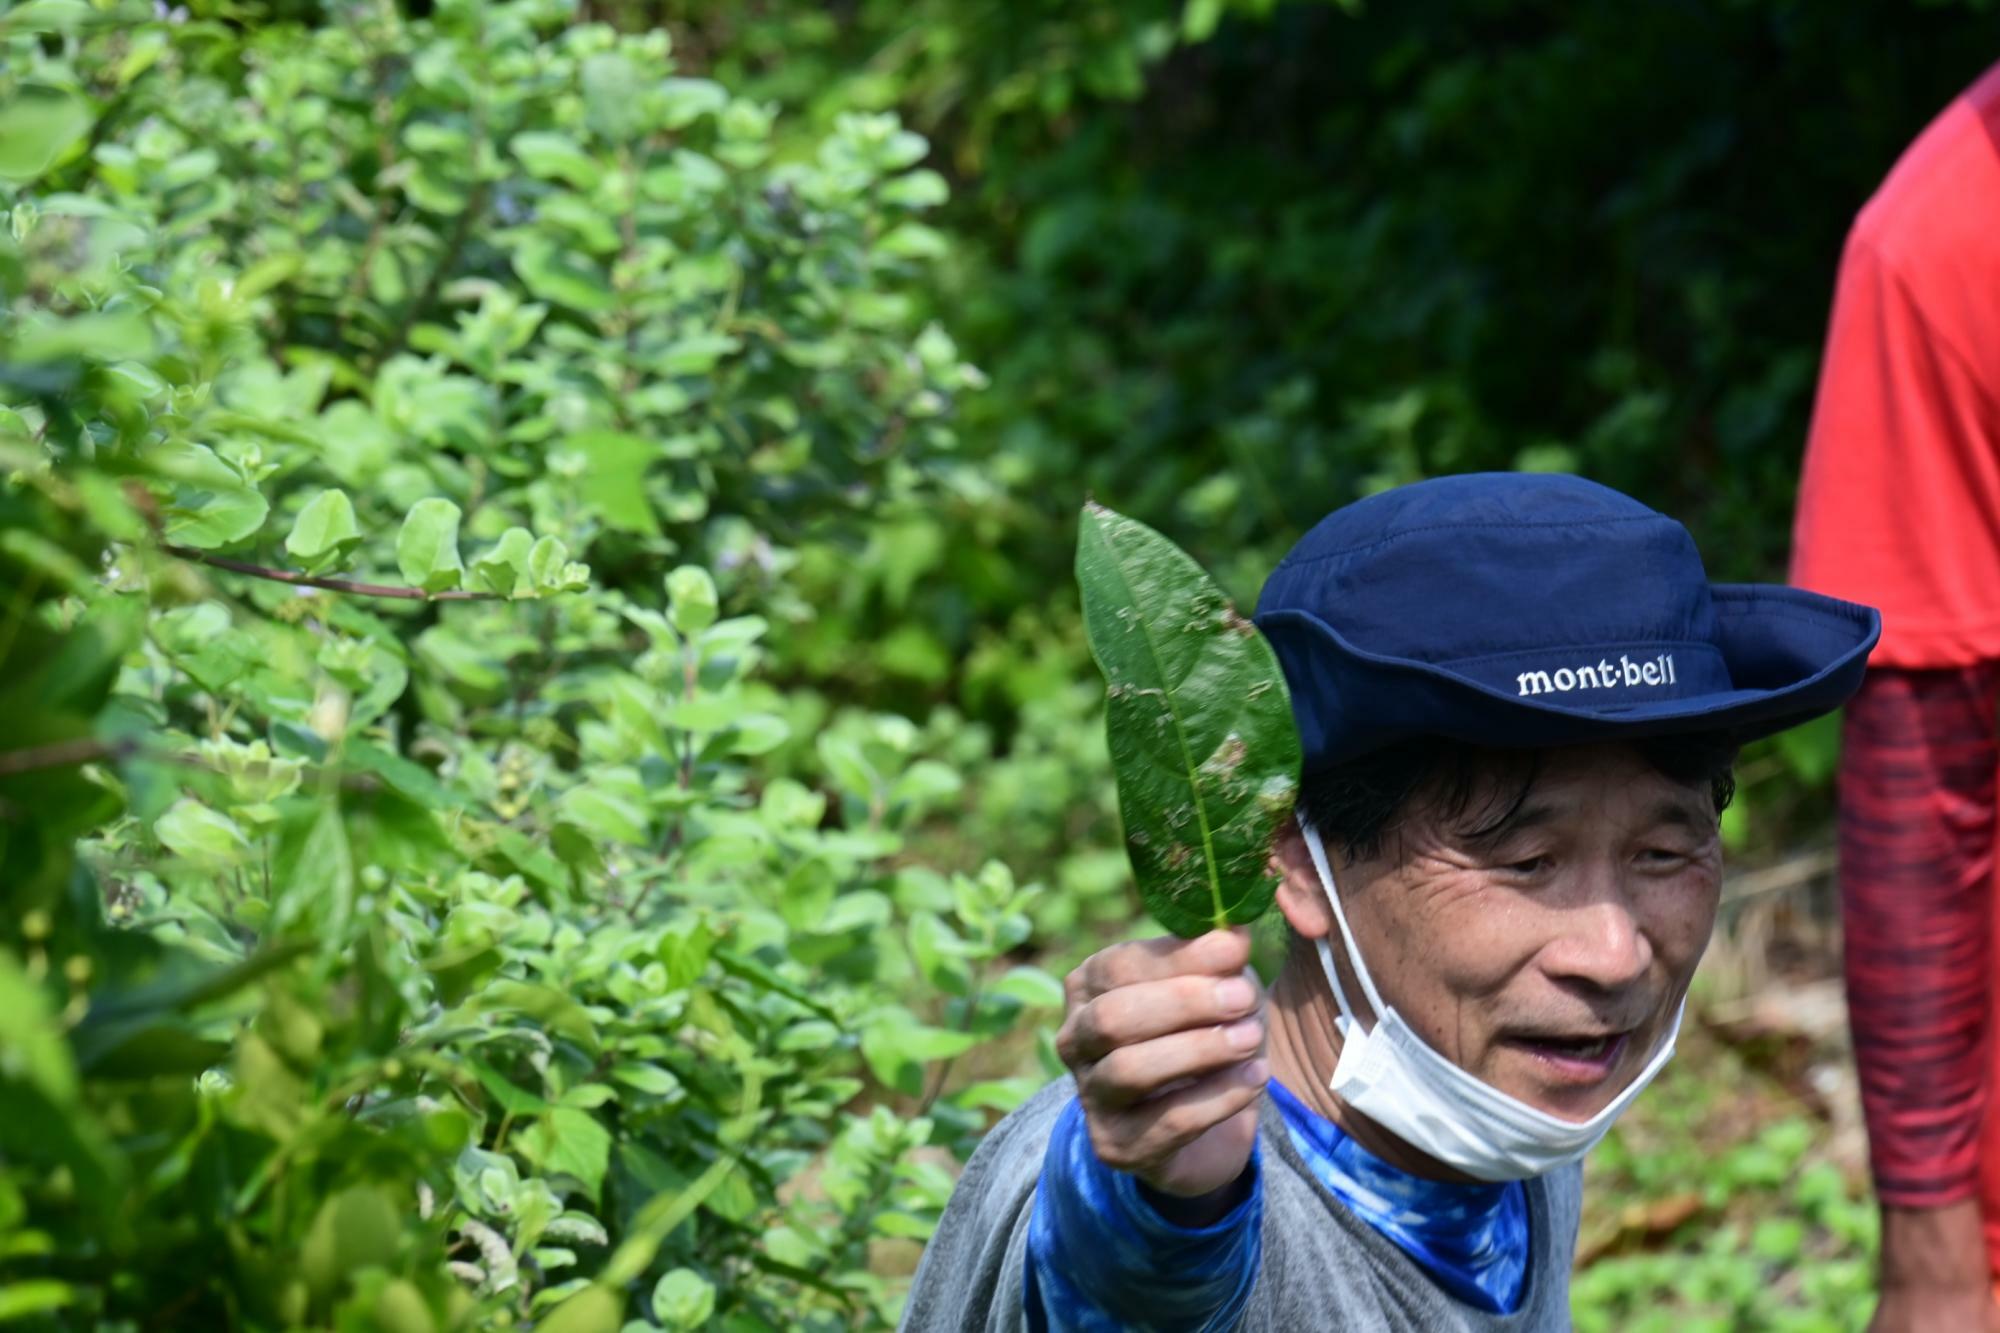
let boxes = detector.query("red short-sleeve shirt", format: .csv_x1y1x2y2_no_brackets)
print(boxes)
1790,62,2000,667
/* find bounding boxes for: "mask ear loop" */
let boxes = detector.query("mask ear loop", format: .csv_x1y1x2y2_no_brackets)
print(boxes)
1298,817,1390,1029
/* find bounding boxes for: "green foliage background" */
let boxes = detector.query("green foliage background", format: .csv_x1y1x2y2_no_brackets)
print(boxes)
1,0,1991,1328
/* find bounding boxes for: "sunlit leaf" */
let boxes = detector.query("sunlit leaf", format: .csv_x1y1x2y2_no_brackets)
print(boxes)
285,489,362,574
1075,501,1298,936
396,497,464,593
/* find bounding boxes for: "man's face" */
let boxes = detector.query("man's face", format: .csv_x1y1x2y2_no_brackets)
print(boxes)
1309,742,1723,1122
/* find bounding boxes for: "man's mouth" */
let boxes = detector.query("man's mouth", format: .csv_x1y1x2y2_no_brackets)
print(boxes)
1504,1030,1633,1084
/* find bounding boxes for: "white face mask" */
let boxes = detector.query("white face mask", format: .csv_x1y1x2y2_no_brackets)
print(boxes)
1299,819,1682,1182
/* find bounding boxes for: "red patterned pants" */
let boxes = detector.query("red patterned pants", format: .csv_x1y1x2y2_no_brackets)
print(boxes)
1839,665,2000,1264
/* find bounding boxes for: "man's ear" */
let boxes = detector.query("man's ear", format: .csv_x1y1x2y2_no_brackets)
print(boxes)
1270,813,1334,941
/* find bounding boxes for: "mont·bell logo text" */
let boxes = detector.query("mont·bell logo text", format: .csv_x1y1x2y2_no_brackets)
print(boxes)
1516,653,1677,698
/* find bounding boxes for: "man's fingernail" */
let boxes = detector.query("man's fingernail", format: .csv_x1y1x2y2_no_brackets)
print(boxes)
1239,1058,1270,1085
1216,977,1255,1012
1225,1019,1262,1050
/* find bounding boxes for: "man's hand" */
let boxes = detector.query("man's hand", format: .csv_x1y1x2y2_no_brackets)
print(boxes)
1056,927,1270,1219
1868,1200,2000,1333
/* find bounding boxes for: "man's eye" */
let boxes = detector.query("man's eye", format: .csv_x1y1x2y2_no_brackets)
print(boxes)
1639,848,1690,867
1504,856,1549,875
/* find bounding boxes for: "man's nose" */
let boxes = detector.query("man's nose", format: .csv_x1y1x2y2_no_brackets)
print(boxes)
1543,895,1654,993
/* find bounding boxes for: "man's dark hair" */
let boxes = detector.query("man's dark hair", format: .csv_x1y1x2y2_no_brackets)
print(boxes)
1297,733,1740,863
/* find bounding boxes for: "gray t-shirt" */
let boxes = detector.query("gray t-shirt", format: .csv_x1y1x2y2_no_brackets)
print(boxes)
902,1077,1580,1331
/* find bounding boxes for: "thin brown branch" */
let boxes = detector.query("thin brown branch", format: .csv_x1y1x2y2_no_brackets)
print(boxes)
161,543,498,601
0,737,116,777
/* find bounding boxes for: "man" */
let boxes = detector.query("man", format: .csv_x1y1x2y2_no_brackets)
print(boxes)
1789,59,2000,1333
905,472,1878,1330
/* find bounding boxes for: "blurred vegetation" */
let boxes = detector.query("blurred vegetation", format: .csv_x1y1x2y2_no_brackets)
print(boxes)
2,0,1993,1327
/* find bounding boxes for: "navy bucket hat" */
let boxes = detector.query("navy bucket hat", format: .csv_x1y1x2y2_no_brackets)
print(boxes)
1252,473,1881,773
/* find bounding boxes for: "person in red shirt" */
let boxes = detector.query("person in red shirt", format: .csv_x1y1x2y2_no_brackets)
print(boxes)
1791,60,2000,1333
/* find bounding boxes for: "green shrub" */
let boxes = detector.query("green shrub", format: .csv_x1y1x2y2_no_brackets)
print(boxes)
0,2,1042,1328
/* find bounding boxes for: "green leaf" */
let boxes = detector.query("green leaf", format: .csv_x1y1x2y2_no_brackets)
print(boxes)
651,1269,717,1329
658,78,728,129
1075,502,1298,936
520,1108,611,1202
877,223,949,261
558,785,650,846
610,1063,683,1098
569,431,662,536
989,965,1065,1009
511,236,615,313
285,489,362,574
880,169,950,210
510,131,604,190
300,1186,400,1297
163,485,269,549
0,0,96,35
473,527,535,598
396,498,464,593
582,53,645,143
0,954,78,1105
534,1285,621,1333
1182,0,1226,42
9,310,153,363
0,88,92,181
272,801,355,938
233,253,302,302
153,798,251,870
908,911,969,997
859,1014,978,1095
816,735,877,801
665,565,718,634
0,1279,75,1320
529,535,571,591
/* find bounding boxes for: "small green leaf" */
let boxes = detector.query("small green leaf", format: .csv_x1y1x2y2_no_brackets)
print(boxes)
989,965,1066,1009
0,1279,75,1320
0,88,93,181
816,735,878,802
162,485,269,549
510,131,603,190
658,78,728,129
285,489,361,574
1182,0,1226,41
651,1269,716,1329
154,798,251,869
569,431,661,537
511,236,616,313
395,498,464,593
10,310,153,363
880,169,950,210
665,565,718,634
859,1014,979,1095
534,1285,621,1333
529,535,570,592
1075,502,1299,936
582,53,645,143
610,1063,683,1098
474,527,535,598
520,1108,611,1202
299,1186,399,1297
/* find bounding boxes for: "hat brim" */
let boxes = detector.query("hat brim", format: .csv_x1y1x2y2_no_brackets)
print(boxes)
1255,583,1881,771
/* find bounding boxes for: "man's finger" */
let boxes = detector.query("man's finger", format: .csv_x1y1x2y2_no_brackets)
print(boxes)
1087,1059,1270,1176
1057,971,1261,1067
1075,1017,1266,1110
1070,928,1251,1003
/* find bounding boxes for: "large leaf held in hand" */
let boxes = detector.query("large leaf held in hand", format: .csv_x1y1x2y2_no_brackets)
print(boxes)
1077,502,1300,937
